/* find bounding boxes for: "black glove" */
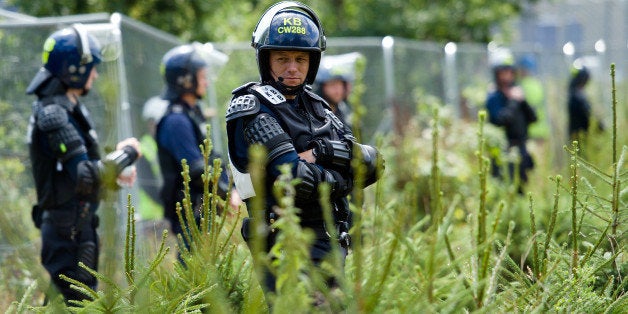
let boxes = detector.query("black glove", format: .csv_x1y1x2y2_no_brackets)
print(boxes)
324,168,353,199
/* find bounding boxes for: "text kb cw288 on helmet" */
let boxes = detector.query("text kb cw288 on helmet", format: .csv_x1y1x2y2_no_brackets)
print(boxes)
251,1,326,85
161,44,208,101
26,23,102,95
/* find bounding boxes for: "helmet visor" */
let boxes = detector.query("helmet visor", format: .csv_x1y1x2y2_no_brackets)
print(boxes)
82,23,122,62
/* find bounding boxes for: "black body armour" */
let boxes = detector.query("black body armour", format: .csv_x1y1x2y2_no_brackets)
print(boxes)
29,95,100,209
227,83,351,224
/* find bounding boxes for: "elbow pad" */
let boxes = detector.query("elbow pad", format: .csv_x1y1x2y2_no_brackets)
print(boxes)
76,160,101,196
354,143,384,187
244,113,295,163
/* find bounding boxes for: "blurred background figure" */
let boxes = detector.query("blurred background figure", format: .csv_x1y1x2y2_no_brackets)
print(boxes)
156,44,239,260
314,53,363,132
567,65,605,144
135,95,168,221
517,54,548,142
485,48,537,192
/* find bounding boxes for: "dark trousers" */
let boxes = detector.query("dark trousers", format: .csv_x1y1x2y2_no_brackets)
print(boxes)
491,142,534,191
41,209,99,303
242,218,348,293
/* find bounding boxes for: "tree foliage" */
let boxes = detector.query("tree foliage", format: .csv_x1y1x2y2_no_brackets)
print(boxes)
8,0,536,43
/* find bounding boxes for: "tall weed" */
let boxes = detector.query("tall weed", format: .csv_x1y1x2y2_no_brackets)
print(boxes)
3,66,626,313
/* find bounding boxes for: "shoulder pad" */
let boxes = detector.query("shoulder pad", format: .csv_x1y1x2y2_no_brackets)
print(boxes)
232,82,258,95
249,84,286,105
40,95,74,111
36,104,68,132
226,94,261,121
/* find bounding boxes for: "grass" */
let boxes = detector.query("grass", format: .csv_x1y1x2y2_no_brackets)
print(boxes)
1,65,626,313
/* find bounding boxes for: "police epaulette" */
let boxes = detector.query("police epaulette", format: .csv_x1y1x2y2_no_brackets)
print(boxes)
249,84,286,105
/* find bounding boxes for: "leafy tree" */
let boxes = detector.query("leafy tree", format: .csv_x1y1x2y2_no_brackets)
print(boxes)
9,0,536,43
313,0,535,42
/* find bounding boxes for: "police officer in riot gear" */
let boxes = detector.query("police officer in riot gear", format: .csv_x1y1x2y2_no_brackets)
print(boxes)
315,64,354,131
27,24,141,303
486,58,537,190
156,44,238,256
226,1,383,292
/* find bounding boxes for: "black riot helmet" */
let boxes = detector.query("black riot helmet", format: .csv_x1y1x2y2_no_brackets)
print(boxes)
161,44,208,101
26,23,102,96
251,1,326,89
569,66,590,91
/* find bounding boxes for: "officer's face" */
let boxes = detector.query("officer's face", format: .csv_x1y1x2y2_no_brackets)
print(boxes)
82,67,98,95
496,68,515,88
322,79,346,106
195,67,208,97
269,50,309,87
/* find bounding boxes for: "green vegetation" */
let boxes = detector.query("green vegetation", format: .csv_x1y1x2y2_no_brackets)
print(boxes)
1,64,625,313
7,0,536,43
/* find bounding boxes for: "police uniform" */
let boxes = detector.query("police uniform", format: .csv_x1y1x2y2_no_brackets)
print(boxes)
486,77,537,184
29,95,101,301
156,101,229,237
227,83,381,291
229,1,382,293
155,44,232,258
568,67,594,139
27,24,140,303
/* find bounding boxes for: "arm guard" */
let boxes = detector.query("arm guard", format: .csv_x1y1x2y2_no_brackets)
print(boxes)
76,145,139,196
244,113,295,163
307,138,352,170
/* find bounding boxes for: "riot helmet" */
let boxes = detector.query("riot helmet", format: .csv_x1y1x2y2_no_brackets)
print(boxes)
315,64,351,105
252,1,326,90
569,66,590,90
517,54,537,74
315,65,351,86
161,44,208,101
488,47,516,84
27,23,103,96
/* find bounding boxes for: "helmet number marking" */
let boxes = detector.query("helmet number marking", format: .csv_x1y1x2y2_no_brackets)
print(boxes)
277,17,306,34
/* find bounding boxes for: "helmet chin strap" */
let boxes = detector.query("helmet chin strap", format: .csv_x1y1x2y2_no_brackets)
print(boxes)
267,77,304,96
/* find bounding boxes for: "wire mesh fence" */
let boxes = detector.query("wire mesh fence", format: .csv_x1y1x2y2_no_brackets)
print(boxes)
0,12,626,251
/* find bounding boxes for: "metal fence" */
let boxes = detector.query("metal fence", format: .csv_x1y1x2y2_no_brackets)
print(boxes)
1,12,626,212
